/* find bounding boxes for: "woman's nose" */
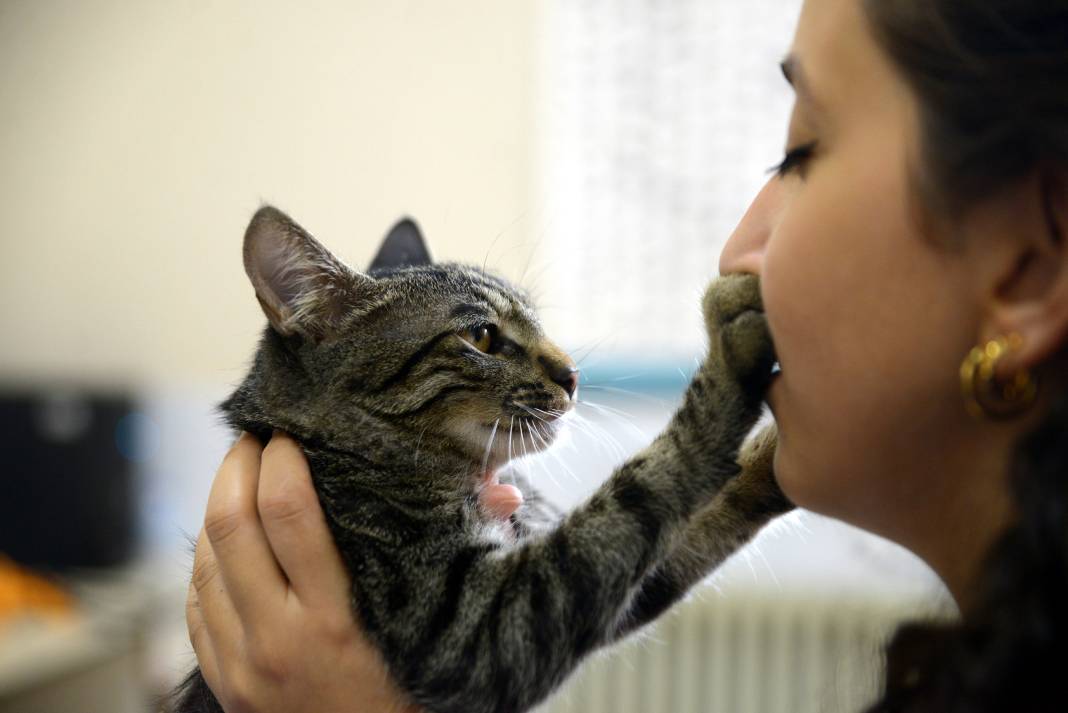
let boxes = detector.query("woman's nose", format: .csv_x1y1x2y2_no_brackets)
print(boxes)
718,177,783,276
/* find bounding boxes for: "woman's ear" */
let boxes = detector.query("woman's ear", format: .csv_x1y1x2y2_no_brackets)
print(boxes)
243,206,375,341
979,171,1068,380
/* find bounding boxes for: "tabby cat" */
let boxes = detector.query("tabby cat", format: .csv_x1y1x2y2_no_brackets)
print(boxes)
174,206,791,713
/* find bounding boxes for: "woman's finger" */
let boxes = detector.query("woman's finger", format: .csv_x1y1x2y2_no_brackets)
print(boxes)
257,431,351,610
189,528,243,663
203,432,288,626
185,578,221,689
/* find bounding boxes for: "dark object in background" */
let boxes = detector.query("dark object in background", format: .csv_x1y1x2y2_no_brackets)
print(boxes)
0,387,139,570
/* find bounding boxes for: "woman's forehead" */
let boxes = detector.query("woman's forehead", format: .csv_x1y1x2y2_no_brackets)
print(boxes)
790,0,911,121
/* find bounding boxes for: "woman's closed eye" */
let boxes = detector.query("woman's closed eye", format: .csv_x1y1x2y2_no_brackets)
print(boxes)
769,141,818,179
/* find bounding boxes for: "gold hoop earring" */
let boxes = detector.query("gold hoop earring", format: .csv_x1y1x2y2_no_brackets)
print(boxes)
960,333,1038,421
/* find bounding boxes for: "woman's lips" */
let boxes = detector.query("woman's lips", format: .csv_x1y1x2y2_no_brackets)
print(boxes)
766,362,782,407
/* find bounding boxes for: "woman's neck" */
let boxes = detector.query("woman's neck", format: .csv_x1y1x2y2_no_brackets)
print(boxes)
905,416,1028,614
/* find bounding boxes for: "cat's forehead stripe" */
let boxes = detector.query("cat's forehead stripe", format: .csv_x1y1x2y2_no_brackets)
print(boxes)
450,303,489,321
483,289,511,317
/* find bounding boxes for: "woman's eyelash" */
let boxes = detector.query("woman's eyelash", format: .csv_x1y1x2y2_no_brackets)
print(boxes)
768,141,818,177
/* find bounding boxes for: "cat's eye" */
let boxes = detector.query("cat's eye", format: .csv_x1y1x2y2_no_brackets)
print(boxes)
462,324,497,353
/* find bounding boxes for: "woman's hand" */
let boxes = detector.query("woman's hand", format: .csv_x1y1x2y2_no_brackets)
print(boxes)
186,431,423,713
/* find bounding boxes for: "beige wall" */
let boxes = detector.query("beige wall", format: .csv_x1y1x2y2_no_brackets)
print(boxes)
0,0,542,388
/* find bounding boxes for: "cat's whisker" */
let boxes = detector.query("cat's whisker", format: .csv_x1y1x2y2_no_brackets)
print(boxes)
541,441,569,491
528,421,579,486
552,449,582,487
507,416,515,466
517,421,544,491
575,400,648,447
524,423,555,488
519,418,532,462
569,334,614,370
413,425,430,468
481,223,510,276
517,238,541,289
525,416,545,449
562,334,606,361
741,548,761,585
514,404,573,460
515,403,548,423
499,460,515,487
529,407,577,446
751,541,782,591
567,410,626,464
579,410,633,464
527,417,543,445
526,420,564,491
481,418,501,476
577,394,639,419
528,407,548,422
581,384,668,408
555,409,597,442
517,211,556,291
532,406,569,423
576,398,643,433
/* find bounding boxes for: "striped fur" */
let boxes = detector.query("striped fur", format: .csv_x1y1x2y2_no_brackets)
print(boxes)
173,206,792,713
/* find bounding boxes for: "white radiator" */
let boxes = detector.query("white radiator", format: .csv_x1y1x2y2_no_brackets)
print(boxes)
537,589,915,713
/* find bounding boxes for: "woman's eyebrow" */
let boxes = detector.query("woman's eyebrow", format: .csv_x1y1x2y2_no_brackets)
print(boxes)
779,54,822,110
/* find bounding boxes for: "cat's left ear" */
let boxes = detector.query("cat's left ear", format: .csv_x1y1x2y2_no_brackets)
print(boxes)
243,205,375,342
369,217,433,271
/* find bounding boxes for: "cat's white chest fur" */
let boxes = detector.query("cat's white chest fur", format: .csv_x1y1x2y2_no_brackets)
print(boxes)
473,516,520,548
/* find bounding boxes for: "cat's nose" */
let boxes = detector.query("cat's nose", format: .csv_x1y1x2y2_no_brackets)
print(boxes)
554,367,580,400
558,368,580,399
540,356,579,399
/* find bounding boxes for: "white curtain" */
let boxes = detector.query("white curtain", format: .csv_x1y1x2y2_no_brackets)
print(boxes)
538,0,803,362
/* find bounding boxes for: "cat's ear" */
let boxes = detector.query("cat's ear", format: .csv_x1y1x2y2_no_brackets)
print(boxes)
368,217,432,271
243,205,374,341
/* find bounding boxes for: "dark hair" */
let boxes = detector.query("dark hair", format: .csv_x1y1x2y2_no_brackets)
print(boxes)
859,2,1068,711
862,1,1068,220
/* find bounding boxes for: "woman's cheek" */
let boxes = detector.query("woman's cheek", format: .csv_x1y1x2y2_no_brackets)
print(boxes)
759,225,797,370
760,212,839,513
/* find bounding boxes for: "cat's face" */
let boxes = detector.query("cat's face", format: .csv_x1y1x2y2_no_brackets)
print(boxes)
241,206,577,469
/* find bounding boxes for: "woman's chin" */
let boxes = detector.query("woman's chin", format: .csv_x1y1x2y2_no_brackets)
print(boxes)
769,435,804,509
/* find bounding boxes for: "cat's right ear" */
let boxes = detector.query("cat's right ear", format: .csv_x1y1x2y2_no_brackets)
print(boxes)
243,206,374,341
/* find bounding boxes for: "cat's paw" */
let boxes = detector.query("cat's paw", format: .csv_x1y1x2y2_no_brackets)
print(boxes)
701,273,764,334
726,422,793,517
701,274,777,395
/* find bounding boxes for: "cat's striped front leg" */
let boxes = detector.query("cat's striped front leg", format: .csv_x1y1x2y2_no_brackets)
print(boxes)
608,422,794,641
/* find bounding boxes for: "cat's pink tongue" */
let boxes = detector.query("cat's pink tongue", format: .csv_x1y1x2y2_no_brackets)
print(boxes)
478,472,523,521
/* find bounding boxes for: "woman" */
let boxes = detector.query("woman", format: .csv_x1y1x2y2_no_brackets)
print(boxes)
184,0,1068,710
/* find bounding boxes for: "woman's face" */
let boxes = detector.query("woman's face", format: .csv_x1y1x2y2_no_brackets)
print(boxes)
719,0,1001,546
